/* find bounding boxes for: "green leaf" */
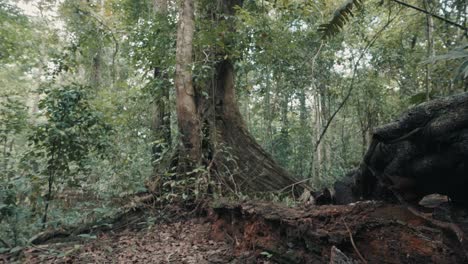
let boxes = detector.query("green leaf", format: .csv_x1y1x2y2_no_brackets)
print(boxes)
260,251,273,258
319,0,364,39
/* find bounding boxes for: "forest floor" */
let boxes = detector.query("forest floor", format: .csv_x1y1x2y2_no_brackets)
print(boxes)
1,199,467,263
3,218,269,264
0,203,271,264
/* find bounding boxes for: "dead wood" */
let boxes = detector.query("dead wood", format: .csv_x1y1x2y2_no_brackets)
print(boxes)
342,219,367,264
330,246,358,264
29,194,156,245
324,93,468,257
209,200,467,263
354,92,468,203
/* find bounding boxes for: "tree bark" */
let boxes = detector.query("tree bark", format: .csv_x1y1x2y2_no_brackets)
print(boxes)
424,0,435,101
210,200,467,263
297,89,309,176
202,0,310,194
175,0,201,169
205,60,308,194
170,0,310,194
263,68,273,152
342,92,468,204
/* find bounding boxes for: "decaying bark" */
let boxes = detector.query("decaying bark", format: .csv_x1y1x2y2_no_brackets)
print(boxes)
351,92,468,204
321,93,468,254
209,200,467,263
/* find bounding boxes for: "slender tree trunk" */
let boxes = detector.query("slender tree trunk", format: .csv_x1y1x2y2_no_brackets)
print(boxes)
356,97,370,156
89,1,104,89
313,92,322,181
263,68,273,152
100,0,105,16
278,86,290,168
42,151,55,229
319,87,331,175
2,136,7,176
175,0,201,169
151,0,171,166
298,89,308,176
151,69,171,161
243,90,251,129
91,47,102,88
424,0,435,101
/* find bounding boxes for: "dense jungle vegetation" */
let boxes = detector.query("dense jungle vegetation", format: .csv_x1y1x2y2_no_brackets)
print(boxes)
0,0,466,250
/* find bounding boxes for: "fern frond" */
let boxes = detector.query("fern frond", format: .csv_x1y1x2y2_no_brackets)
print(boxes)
319,0,364,39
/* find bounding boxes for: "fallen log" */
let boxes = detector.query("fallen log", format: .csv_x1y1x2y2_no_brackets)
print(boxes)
209,200,467,263
29,193,156,245
354,92,468,204
320,92,468,262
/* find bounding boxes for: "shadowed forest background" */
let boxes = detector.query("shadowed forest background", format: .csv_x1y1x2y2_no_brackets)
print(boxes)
0,0,467,260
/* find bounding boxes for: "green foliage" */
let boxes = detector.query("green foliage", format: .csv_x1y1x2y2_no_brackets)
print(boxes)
32,84,111,176
0,97,28,141
1,0,467,247
0,96,28,179
319,0,363,39
0,0,31,63
426,43,468,80
30,84,111,226
127,12,176,95
0,176,34,247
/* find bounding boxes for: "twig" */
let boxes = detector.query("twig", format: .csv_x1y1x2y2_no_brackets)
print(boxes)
277,178,312,193
342,219,367,264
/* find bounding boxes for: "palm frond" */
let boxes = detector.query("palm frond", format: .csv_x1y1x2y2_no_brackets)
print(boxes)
319,0,364,39
425,44,468,62
424,43,468,80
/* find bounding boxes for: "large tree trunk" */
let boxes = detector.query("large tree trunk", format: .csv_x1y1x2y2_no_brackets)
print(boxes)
204,60,308,194
171,0,310,194
174,0,201,169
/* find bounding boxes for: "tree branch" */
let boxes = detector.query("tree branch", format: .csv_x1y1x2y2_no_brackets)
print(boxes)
391,0,467,31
